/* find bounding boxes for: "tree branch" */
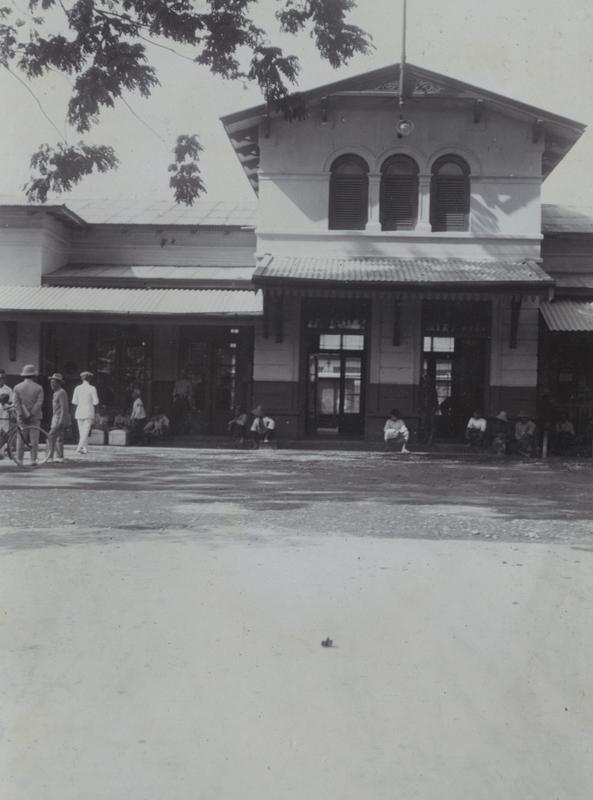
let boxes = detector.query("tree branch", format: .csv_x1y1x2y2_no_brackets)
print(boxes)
3,63,66,139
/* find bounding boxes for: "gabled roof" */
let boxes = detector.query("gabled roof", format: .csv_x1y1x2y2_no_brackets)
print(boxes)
221,62,585,192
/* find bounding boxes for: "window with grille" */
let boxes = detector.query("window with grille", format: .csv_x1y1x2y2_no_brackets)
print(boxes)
380,155,419,230
430,155,470,232
328,154,369,230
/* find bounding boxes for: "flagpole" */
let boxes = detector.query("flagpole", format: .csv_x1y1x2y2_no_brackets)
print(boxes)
399,0,407,112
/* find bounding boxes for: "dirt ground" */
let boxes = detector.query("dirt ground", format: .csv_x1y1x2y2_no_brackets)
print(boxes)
2,447,593,799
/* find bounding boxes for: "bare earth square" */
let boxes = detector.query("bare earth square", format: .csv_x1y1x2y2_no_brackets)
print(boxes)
2,447,593,799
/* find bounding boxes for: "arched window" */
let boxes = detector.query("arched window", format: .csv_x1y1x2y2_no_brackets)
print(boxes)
430,155,470,232
329,155,369,230
380,155,419,231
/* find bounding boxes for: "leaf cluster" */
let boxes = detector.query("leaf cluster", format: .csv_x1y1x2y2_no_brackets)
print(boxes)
26,141,118,202
2,0,372,204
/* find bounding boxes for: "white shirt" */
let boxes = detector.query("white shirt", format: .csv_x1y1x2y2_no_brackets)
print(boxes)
131,397,146,420
0,384,13,420
251,416,275,434
72,381,99,419
467,416,487,432
384,418,409,440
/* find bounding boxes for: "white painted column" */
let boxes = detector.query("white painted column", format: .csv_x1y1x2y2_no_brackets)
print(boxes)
417,174,432,233
366,174,382,232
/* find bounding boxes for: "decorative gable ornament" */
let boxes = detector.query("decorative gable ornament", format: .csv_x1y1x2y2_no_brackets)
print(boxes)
374,78,447,96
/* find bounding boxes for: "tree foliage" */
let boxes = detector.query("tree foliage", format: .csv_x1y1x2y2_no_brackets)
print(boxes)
0,0,371,204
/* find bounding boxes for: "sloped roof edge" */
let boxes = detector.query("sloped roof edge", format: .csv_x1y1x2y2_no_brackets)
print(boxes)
221,61,585,131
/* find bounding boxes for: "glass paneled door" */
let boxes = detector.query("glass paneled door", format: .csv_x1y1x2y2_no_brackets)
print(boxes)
307,334,365,435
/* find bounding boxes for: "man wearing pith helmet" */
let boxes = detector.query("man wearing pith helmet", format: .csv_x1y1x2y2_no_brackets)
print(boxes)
12,364,44,466
44,373,71,464
72,370,99,455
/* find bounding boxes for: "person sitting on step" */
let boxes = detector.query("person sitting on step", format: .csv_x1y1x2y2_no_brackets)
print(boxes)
143,407,170,443
491,411,511,455
513,411,537,457
250,405,276,443
383,408,410,453
465,410,487,448
228,407,250,443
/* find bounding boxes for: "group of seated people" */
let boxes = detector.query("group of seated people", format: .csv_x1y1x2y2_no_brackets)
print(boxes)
143,407,171,442
465,409,538,456
383,407,544,456
228,405,276,446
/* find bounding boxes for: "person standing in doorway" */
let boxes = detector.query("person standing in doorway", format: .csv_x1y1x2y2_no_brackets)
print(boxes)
129,388,147,444
12,364,44,466
44,373,71,463
0,369,14,459
72,371,99,454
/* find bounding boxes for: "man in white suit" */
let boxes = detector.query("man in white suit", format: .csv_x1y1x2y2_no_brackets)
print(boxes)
72,370,99,454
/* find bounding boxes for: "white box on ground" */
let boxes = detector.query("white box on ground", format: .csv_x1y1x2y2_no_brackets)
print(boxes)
108,429,130,446
88,429,107,445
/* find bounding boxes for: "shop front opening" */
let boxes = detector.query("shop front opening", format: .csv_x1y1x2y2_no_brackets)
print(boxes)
176,326,254,435
303,298,369,436
420,300,491,440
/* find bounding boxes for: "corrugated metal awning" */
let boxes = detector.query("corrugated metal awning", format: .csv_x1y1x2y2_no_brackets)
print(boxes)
540,300,593,331
254,256,553,290
0,285,262,317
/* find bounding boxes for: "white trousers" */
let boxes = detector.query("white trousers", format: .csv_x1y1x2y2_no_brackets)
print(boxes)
77,418,93,451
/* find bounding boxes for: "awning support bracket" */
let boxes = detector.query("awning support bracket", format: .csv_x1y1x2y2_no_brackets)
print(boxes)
262,292,270,339
274,293,284,344
6,321,17,362
392,299,401,346
510,296,522,349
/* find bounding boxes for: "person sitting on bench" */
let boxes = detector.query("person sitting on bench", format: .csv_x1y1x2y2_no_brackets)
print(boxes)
383,408,410,453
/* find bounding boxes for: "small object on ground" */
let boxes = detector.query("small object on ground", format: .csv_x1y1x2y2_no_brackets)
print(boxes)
321,637,334,648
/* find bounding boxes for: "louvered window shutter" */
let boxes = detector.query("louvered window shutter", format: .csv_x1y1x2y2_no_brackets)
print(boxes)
431,175,469,231
329,175,368,230
430,156,470,232
381,175,418,230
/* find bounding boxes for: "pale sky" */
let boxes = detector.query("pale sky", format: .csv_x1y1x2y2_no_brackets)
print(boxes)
1,0,593,208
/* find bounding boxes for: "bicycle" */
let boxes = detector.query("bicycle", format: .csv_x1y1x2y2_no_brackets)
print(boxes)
0,406,50,466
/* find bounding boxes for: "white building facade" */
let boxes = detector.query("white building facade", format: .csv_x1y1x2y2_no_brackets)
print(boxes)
1,63,592,444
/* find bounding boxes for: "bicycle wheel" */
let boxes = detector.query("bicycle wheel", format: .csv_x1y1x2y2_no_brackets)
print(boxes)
6,425,50,465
